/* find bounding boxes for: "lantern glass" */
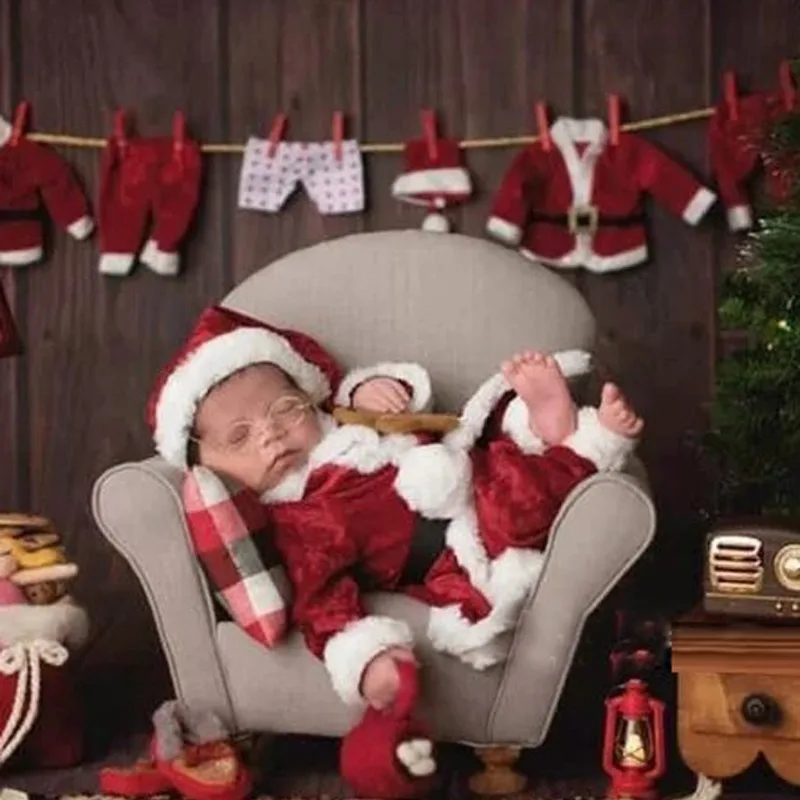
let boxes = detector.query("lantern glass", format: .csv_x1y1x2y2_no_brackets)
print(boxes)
614,716,653,768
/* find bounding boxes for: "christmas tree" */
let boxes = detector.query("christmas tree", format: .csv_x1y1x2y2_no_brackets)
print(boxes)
708,60,800,517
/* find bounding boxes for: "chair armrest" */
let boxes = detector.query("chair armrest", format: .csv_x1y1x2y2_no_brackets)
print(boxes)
488,470,655,744
92,457,237,729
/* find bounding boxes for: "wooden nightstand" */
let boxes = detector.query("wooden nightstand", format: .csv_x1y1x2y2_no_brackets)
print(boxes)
671,607,800,786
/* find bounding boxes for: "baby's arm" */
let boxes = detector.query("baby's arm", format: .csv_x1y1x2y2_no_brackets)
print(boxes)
335,362,433,414
277,530,413,707
182,467,287,647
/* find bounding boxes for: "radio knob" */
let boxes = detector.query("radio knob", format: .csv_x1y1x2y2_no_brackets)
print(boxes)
774,546,800,591
741,693,782,727
785,556,800,579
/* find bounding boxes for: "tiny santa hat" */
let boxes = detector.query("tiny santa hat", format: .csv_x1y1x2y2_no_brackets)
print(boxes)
146,305,342,469
391,137,472,210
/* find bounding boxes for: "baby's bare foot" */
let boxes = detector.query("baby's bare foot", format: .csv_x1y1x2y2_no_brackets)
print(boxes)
501,351,577,445
597,383,644,438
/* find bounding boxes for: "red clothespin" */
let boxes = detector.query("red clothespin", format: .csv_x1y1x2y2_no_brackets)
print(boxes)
172,110,186,164
421,109,439,162
9,101,29,146
113,109,128,155
535,102,551,151
266,112,287,158
723,71,739,121
779,59,796,111
607,94,621,146
332,111,344,162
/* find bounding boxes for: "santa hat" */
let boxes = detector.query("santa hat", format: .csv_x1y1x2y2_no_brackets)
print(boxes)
391,137,472,233
146,305,343,469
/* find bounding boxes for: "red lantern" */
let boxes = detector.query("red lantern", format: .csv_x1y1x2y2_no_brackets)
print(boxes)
602,678,666,800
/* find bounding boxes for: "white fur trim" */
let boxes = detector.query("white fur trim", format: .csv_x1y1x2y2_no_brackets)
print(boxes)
394,443,472,519
422,212,450,232
335,363,433,412
727,204,753,232
0,601,89,649
562,406,635,472
520,244,649,273
66,215,94,240
550,117,607,146
0,246,43,267
323,615,413,705
99,252,135,276
0,117,10,148
550,118,607,212
501,397,545,454
392,168,471,206
682,187,716,225
141,240,180,277
139,238,159,267
486,216,522,246
154,328,332,468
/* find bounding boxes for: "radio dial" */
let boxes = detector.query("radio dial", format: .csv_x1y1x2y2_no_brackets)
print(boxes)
775,545,800,591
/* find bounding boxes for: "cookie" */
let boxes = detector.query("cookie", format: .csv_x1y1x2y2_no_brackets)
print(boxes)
0,513,52,531
10,562,78,586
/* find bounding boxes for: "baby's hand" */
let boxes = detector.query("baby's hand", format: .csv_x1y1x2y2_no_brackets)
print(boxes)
351,377,411,414
361,646,417,710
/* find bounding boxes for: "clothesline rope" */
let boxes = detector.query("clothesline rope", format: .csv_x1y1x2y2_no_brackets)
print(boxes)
25,106,715,154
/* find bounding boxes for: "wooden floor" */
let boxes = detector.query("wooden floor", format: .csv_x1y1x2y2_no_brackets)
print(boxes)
3,729,799,799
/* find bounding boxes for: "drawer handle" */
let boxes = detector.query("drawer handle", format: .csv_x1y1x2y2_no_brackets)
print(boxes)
741,693,782,727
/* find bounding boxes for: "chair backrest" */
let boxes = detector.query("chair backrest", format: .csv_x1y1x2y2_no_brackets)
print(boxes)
224,231,595,412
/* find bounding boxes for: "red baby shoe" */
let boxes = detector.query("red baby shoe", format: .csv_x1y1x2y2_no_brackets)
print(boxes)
100,759,172,797
153,737,253,800
340,660,438,799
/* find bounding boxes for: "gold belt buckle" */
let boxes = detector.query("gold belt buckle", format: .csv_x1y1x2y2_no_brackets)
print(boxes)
567,205,599,234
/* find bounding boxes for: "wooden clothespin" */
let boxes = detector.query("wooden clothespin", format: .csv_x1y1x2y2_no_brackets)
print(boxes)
267,112,287,158
421,109,439,162
332,111,344,162
607,94,621,146
172,110,186,164
779,59,796,111
113,109,128,155
723,71,739,121
535,102,551,151
9,101,29,146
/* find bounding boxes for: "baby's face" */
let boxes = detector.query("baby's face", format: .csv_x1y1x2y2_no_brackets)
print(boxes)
194,364,323,494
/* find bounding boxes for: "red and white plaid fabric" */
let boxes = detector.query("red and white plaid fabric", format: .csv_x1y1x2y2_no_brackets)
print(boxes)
182,467,288,646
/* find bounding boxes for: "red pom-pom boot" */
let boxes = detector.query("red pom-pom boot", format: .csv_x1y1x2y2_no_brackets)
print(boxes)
340,660,438,799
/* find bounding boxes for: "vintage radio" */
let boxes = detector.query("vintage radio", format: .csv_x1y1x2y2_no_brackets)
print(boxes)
703,519,800,620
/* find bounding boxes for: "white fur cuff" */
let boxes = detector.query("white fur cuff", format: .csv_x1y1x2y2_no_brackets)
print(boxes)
563,407,635,472
323,615,413,706
501,396,545,454
394,443,472,519
335,362,433,412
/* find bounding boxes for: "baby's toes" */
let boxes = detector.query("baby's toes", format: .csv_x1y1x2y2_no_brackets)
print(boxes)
408,738,433,758
396,740,437,777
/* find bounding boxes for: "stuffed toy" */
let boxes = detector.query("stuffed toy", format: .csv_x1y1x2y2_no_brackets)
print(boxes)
100,699,253,800
0,513,87,771
340,660,438,798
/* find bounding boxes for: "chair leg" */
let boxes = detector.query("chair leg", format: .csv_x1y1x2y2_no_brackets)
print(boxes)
468,746,527,796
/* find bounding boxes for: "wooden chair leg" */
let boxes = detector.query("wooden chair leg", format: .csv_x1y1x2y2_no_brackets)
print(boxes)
468,746,527,796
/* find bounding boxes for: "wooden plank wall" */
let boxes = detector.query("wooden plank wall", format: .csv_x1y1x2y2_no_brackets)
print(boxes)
0,0,797,723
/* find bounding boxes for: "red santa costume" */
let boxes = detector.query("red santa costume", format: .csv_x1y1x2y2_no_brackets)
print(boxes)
149,306,636,708
0,115,94,266
486,116,716,273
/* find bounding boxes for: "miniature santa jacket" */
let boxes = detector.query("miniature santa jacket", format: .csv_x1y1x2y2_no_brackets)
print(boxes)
486,117,717,273
0,117,94,266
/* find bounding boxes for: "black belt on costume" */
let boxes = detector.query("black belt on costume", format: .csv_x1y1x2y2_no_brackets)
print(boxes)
0,208,42,222
530,207,644,235
398,515,448,586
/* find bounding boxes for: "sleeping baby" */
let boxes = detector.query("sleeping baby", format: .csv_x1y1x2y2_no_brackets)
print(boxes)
147,305,642,783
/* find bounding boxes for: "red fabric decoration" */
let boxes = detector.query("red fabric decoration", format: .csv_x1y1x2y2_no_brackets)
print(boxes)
340,660,438,799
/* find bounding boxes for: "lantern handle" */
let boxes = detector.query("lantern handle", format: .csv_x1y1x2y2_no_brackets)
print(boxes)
644,697,666,779
601,695,622,775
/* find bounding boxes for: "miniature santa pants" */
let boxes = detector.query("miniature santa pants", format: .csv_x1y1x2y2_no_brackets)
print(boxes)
98,137,202,277
0,284,22,358
238,137,365,215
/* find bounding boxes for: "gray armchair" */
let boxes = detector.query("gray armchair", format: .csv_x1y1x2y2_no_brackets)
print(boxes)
92,231,655,792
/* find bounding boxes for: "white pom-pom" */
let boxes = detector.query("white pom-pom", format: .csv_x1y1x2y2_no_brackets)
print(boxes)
394,444,471,518
422,212,450,233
